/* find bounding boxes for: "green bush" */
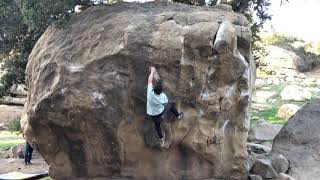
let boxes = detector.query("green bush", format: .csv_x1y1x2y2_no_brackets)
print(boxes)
270,83,285,94
256,68,273,75
252,107,286,125
6,117,21,133
262,32,301,51
262,32,320,70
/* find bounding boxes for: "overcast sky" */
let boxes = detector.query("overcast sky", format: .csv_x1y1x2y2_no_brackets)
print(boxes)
264,0,320,43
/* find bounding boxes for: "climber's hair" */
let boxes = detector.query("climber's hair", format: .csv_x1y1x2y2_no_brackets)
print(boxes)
153,80,163,95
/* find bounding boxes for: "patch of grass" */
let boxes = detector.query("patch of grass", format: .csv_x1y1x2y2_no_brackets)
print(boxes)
256,68,273,75
309,97,319,103
269,83,286,94
0,131,25,149
5,117,22,133
0,140,25,149
252,106,287,125
290,96,319,107
0,131,24,158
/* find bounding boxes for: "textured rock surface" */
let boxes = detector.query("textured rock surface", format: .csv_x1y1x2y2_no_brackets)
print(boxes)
249,174,263,180
21,2,255,180
253,91,278,103
272,100,320,180
277,104,300,120
9,144,24,158
261,46,310,72
246,143,271,154
280,85,312,101
249,120,283,142
271,154,289,174
10,84,27,97
0,123,6,130
277,173,296,180
252,158,278,179
0,96,26,106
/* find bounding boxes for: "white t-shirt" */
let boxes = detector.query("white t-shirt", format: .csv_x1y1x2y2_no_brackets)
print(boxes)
147,84,168,116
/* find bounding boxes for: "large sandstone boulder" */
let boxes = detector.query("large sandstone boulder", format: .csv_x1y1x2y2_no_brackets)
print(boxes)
261,46,310,73
10,84,27,97
251,158,278,179
21,2,255,180
277,173,296,180
246,143,271,154
0,96,26,106
249,174,263,180
271,154,289,174
272,99,320,180
249,120,283,142
8,144,24,158
252,91,278,103
280,85,312,101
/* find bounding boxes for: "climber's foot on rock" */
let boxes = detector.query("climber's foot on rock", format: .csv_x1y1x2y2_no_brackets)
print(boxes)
178,112,184,120
159,138,170,149
160,138,165,146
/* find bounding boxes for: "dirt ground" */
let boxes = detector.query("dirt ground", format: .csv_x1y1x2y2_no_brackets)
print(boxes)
0,129,48,177
0,156,49,174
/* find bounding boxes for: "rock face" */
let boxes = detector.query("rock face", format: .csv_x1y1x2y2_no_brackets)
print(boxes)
246,143,271,154
253,91,278,103
280,85,312,101
249,174,263,180
249,120,283,142
247,152,291,180
272,100,320,180
9,144,24,158
261,46,310,72
271,154,289,174
277,104,300,120
251,159,278,179
277,173,296,180
21,2,255,180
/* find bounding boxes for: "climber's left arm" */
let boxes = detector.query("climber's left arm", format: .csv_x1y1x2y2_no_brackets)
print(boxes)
148,67,156,85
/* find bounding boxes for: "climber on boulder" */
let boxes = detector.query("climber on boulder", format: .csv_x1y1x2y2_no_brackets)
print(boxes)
147,67,184,147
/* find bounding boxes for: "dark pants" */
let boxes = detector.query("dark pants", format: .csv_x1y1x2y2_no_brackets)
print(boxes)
24,142,33,164
150,103,180,139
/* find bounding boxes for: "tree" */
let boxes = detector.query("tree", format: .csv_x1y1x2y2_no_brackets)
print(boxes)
0,0,26,55
0,0,119,97
0,0,29,97
0,0,106,97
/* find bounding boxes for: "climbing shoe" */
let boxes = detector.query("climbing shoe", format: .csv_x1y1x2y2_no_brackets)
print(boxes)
160,138,165,147
178,112,184,119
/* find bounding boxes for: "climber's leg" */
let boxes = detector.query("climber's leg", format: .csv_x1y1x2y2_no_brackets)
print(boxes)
24,144,29,165
28,146,33,164
164,103,184,119
151,115,164,139
24,142,33,165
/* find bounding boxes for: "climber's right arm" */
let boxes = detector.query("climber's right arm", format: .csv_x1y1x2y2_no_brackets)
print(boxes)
148,67,156,85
